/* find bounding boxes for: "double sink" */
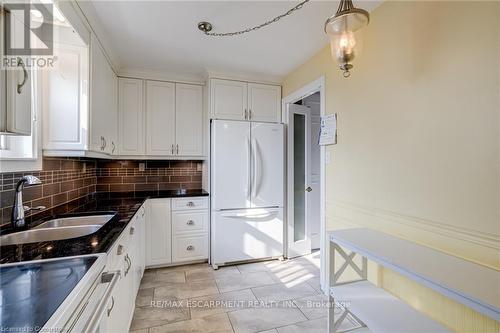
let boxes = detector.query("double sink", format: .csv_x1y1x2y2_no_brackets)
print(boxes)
0,214,116,246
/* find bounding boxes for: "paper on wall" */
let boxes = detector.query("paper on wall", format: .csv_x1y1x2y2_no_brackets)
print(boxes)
319,113,337,145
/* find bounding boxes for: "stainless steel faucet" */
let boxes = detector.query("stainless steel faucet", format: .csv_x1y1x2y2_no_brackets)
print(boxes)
11,175,46,229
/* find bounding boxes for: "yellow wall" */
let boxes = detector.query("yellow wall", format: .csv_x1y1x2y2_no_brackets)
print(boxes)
282,1,499,332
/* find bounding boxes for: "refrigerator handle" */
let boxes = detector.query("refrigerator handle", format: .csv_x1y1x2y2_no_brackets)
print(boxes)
252,139,260,198
247,135,252,201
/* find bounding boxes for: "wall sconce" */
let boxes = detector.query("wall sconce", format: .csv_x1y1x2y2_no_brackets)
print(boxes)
325,0,369,77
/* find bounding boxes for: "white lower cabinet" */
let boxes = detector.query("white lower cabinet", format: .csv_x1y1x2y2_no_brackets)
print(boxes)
105,197,208,332
146,197,209,267
146,198,172,266
172,234,209,262
105,204,146,333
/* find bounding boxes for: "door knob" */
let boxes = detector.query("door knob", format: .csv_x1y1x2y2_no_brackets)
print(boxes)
305,187,312,192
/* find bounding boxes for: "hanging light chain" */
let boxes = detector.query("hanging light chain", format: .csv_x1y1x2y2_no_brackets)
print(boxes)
202,0,310,37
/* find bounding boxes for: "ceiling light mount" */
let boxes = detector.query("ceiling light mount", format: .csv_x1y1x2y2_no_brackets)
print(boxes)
198,21,213,33
197,0,310,37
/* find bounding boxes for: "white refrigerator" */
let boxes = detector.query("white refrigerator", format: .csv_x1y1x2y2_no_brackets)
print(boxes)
211,120,284,267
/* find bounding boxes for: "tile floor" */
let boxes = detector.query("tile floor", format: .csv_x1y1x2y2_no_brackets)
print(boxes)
129,251,329,333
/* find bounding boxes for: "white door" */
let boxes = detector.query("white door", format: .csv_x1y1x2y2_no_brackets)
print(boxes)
146,80,175,155
146,199,172,266
251,122,284,208
248,83,281,122
175,83,203,156
287,104,312,258
119,78,144,155
210,79,247,120
211,120,251,210
212,208,283,265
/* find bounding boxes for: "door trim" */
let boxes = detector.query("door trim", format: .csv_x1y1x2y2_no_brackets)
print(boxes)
282,76,327,294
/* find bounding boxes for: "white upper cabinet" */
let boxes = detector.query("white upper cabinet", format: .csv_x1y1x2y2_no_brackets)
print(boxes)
145,81,175,155
210,78,281,123
43,44,89,151
210,79,247,121
1,9,32,136
176,83,203,156
248,83,281,123
90,35,118,155
118,78,144,155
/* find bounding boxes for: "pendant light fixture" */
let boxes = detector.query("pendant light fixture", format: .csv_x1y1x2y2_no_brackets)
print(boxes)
324,0,369,77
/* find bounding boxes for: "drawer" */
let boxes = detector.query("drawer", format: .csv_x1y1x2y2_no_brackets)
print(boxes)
172,210,209,235
172,234,208,262
106,221,132,271
172,197,208,211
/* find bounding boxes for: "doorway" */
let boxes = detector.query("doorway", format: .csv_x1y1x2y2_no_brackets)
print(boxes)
287,93,321,256
283,76,326,292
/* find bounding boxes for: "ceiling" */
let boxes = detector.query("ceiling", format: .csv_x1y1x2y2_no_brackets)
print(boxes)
79,1,381,82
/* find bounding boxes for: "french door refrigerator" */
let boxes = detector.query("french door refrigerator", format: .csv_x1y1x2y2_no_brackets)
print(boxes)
211,120,284,267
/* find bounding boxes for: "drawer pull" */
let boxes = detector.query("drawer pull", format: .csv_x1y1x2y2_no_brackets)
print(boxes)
186,220,194,225
107,296,115,317
187,201,195,207
116,244,124,255
186,245,195,251
130,227,135,235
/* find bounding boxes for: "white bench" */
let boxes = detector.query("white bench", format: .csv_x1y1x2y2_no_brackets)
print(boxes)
328,228,500,332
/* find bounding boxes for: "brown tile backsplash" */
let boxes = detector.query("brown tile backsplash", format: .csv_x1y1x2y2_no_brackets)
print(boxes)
0,158,203,227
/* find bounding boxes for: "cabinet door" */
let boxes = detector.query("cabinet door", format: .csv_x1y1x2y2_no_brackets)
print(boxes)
107,73,118,155
210,79,247,120
119,78,144,155
129,210,145,295
42,44,88,150
3,9,31,135
175,83,203,156
90,35,109,153
106,257,131,333
146,81,175,155
248,83,281,123
146,199,172,266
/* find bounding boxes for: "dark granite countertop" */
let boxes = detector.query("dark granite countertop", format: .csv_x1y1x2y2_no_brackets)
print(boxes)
0,189,209,264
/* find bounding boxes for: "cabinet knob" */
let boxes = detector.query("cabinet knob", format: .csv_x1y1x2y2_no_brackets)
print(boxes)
186,245,194,251
116,244,124,255
186,220,194,225
130,227,135,235
187,201,194,207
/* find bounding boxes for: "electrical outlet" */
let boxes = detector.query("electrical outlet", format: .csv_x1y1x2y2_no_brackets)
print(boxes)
196,163,202,172
139,163,146,172
82,163,86,173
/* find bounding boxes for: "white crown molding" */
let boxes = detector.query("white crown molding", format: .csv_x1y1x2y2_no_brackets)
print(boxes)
328,199,500,268
205,70,283,86
117,67,205,85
